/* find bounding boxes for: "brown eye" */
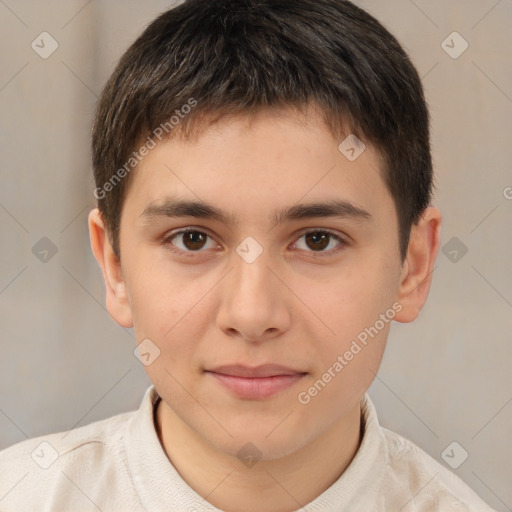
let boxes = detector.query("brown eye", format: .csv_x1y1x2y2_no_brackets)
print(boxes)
164,229,217,252
294,230,347,254
305,232,330,251
181,231,207,250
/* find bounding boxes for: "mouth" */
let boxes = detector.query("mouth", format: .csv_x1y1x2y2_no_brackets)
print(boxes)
205,364,307,399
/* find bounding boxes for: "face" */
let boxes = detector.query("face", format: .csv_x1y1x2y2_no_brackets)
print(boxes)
91,106,418,461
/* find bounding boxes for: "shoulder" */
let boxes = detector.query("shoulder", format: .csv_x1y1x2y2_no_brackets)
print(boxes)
0,409,133,463
380,427,496,511
0,410,140,511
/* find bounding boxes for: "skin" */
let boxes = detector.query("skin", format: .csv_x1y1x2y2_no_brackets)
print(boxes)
88,105,442,512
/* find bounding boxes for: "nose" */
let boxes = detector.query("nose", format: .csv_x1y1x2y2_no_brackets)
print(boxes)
215,244,291,343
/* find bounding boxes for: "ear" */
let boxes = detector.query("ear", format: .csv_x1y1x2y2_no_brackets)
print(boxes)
88,208,134,328
394,206,442,323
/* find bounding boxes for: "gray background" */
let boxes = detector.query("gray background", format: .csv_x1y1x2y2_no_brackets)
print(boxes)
0,1,511,510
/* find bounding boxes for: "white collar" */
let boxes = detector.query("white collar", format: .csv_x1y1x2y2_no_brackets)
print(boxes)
123,385,387,511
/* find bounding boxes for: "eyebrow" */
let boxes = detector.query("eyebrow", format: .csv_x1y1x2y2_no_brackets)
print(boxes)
139,197,372,227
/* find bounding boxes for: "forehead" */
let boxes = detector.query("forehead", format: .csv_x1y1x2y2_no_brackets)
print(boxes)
122,107,393,227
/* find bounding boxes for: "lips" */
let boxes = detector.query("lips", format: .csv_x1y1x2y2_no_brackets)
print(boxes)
205,364,307,399
207,364,304,378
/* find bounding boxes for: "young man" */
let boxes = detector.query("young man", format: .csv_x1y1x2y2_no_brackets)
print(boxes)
0,0,497,510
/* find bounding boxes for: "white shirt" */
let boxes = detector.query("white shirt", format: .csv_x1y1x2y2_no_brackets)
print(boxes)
0,385,496,511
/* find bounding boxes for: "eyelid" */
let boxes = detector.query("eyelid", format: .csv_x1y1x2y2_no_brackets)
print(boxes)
294,227,350,243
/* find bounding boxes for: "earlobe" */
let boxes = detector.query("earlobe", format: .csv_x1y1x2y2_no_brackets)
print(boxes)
88,208,134,328
394,206,442,323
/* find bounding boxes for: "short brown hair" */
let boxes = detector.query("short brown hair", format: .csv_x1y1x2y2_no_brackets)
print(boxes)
92,0,434,263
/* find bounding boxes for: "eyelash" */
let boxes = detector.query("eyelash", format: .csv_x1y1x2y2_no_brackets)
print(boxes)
161,227,350,258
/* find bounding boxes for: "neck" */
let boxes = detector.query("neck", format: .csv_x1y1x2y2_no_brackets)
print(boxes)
154,398,363,512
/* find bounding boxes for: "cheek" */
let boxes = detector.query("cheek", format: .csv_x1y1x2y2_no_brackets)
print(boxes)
125,269,201,364
297,319,390,421
125,253,200,329
308,252,399,371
